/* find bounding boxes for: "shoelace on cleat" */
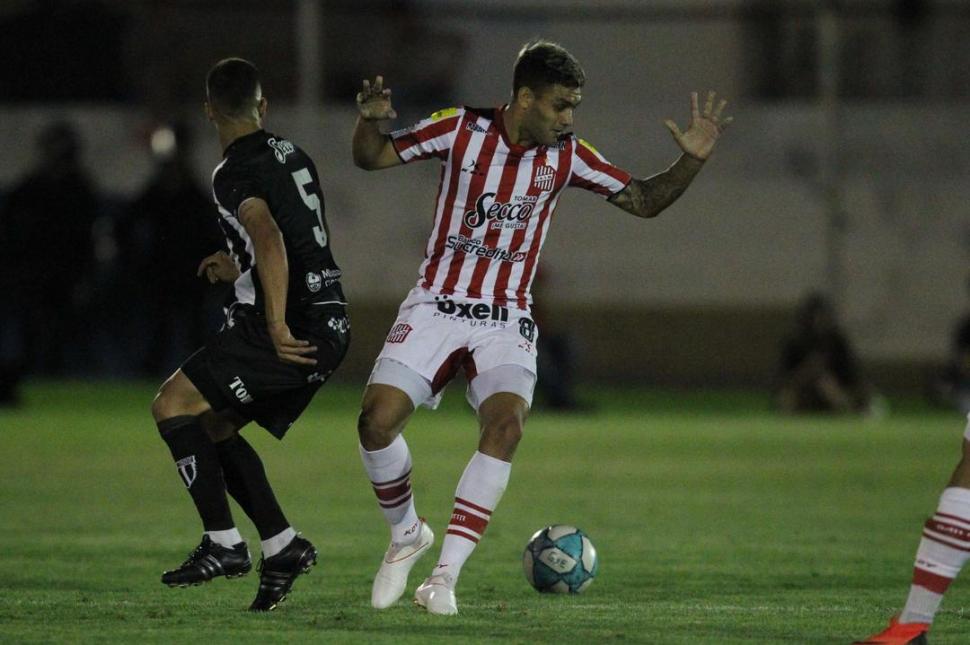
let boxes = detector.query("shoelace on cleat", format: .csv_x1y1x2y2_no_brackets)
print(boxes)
179,542,208,567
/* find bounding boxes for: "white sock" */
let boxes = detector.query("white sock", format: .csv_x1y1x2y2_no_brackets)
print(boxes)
900,487,970,624
261,527,296,558
360,436,420,544
433,451,511,586
206,527,243,548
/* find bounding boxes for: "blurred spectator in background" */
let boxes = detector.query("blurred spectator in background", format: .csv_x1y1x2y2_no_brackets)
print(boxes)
0,191,20,405
531,268,590,412
775,292,875,415
114,123,225,376
929,276,970,414
324,0,466,121
1,121,99,377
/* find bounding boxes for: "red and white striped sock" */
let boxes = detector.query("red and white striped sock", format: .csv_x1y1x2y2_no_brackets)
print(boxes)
433,451,511,585
900,487,970,624
359,436,420,545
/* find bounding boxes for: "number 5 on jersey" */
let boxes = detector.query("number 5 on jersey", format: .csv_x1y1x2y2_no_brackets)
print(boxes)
292,168,328,248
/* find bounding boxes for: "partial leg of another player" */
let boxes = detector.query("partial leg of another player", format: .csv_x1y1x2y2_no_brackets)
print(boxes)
414,367,531,615
200,411,316,611
358,381,434,609
854,416,970,644
152,370,251,586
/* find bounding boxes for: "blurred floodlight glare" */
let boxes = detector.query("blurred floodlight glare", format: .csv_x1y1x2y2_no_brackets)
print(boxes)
150,126,176,159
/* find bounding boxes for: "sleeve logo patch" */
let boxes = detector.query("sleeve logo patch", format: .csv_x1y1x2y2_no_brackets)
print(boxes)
578,138,600,156
430,107,459,122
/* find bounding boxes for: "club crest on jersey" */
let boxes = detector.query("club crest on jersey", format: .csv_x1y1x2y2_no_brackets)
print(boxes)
533,165,555,192
268,137,295,164
305,271,322,293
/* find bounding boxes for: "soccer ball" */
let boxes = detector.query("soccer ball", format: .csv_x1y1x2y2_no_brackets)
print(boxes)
522,525,598,593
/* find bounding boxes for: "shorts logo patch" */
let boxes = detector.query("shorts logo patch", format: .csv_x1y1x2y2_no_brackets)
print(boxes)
518,318,536,342
176,456,197,488
386,323,413,344
228,376,254,404
434,296,509,322
306,271,323,293
328,316,350,334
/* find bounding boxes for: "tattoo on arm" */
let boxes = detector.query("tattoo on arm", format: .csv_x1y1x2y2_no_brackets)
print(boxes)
609,154,705,219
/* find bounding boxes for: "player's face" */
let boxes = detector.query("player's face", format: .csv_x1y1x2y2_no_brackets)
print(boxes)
525,84,581,146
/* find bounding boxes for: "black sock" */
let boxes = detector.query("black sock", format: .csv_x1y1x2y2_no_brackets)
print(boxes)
215,434,289,540
157,415,235,532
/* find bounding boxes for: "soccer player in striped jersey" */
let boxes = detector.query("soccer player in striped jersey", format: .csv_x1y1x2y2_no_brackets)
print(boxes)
351,40,731,615
854,415,970,643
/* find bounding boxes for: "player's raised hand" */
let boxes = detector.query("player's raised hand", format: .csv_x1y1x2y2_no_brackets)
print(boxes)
268,321,318,366
356,75,397,121
197,250,240,284
664,91,733,161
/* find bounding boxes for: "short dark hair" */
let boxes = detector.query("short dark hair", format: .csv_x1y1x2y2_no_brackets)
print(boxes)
512,40,585,96
206,58,261,118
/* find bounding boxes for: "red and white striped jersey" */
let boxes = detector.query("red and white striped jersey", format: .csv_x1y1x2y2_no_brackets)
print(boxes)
390,105,632,310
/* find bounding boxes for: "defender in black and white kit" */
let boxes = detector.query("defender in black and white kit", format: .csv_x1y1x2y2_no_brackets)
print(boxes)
150,58,348,612
185,128,348,436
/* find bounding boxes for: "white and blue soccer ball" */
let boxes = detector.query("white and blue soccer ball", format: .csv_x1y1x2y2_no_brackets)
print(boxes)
522,524,598,593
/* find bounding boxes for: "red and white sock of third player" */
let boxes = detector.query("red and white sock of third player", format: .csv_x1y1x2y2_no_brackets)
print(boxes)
433,451,511,585
899,486,970,624
359,435,421,545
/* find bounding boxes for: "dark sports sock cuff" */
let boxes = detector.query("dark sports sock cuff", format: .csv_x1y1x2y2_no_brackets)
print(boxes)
214,433,242,453
157,415,197,434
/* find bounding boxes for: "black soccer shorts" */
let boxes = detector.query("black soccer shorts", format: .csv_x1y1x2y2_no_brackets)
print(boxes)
182,303,349,438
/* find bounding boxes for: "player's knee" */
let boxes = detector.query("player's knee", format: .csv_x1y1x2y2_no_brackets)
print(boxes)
481,413,524,451
357,404,402,450
151,385,176,423
201,414,239,444
152,372,207,423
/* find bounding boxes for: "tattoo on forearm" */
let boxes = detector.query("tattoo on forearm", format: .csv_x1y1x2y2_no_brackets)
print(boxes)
616,155,705,218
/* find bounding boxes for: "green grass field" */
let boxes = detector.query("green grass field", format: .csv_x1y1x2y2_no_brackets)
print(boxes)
1,382,968,643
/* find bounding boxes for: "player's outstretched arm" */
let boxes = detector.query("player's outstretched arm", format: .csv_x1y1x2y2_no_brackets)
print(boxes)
352,75,403,171
238,198,318,366
609,91,732,219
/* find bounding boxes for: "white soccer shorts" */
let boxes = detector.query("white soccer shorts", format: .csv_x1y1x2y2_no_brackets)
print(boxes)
368,287,539,410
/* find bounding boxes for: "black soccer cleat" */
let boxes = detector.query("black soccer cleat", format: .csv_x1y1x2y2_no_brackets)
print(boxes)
248,535,318,612
161,535,252,587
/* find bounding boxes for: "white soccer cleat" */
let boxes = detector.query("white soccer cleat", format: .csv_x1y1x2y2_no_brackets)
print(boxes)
413,573,458,615
371,520,434,609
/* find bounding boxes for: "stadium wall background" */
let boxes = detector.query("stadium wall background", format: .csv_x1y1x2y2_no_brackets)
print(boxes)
1,104,962,391
3,1,968,391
